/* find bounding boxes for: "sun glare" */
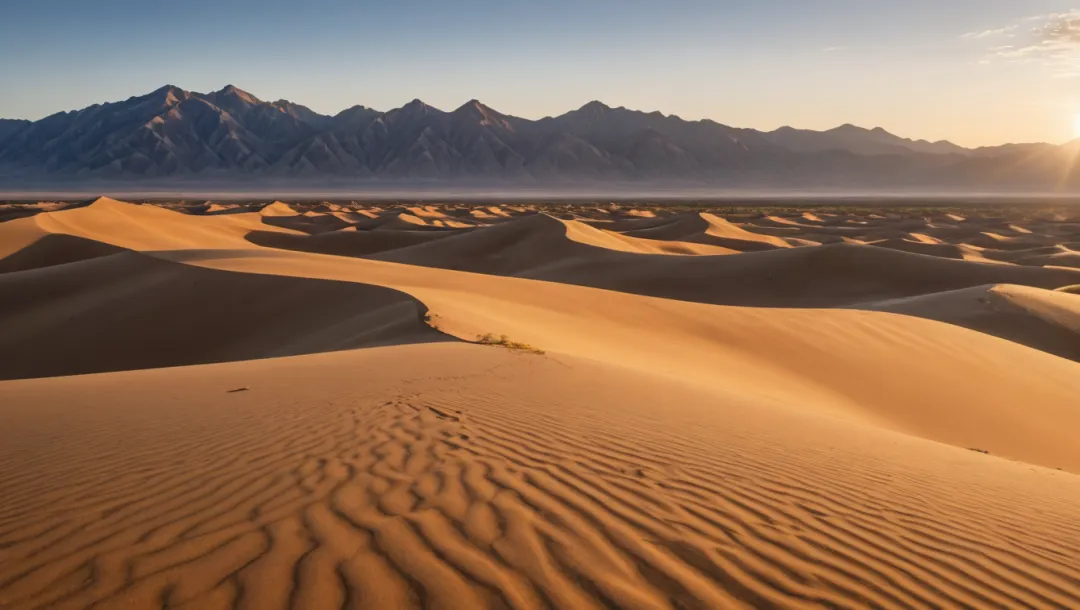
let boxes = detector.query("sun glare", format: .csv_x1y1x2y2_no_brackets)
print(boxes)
1075,114,1080,139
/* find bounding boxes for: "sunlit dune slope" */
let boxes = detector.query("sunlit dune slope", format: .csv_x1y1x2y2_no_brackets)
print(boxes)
1,344,1079,609
859,283,1080,363
1,199,1079,472
621,212,794,251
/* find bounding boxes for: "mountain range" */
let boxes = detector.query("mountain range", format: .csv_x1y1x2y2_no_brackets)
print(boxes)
1,84,1078,191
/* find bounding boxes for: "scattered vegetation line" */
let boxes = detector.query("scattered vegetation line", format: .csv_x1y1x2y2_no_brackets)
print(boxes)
476,333,545,355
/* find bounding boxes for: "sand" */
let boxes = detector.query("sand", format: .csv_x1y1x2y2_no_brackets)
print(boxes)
2,198,1080,608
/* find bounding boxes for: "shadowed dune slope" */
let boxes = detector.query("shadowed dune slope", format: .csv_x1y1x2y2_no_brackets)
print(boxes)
246,226,467,257
864,237,974,261
1016,252,1080,269
858,284,1080,363
1,344,1079,609
621,212,793,251
0,253,443,380
372,213,732,275
377,217,1080,306
0,214,127,273
0,232,126,273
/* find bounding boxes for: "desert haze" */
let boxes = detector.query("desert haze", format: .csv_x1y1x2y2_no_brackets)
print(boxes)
2,85,1080,192
1,196,1080,609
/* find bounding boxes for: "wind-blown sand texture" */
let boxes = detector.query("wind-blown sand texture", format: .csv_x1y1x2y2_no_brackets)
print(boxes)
2,197,1080,609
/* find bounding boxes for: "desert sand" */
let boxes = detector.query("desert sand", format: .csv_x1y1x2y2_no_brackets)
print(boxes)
2,197,1080,609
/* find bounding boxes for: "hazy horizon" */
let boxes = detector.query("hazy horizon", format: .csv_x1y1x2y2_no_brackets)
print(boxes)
3,0,1079,148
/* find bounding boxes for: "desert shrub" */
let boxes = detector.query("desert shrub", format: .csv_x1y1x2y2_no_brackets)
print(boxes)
476,333,545,354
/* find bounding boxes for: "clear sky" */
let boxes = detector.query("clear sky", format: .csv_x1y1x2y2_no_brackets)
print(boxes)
1,0,1078,147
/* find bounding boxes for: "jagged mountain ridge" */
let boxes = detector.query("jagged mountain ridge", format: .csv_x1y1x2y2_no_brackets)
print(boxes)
0,84,1077,189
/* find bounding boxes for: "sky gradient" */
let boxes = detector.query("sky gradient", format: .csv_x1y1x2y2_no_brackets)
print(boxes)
2,0,1078,147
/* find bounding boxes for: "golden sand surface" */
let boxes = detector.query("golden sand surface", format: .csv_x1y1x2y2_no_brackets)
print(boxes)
2,197,1080,609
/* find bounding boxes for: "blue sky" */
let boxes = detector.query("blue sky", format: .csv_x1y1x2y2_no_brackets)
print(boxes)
1,0,1078,146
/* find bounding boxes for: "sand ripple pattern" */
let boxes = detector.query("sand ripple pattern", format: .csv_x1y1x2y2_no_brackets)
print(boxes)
1,350,1078,610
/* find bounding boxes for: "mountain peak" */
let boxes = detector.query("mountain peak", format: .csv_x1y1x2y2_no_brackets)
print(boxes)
453,98,496,115
579,100,611,113
833,123,865,132
213,84,260,105
397,99,434,113
152,84,184,95
393,99,440,117
145,85,187,107
335,104,376,116
453,99,511,129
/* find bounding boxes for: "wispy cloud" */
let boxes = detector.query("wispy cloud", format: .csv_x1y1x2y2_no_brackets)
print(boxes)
964,10,1080,77
822,46,846,53
961,25,1017,40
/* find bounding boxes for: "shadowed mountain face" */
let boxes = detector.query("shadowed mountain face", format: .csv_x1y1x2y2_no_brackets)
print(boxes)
763,124,971,157
0,85,1078,189
0,119,30,146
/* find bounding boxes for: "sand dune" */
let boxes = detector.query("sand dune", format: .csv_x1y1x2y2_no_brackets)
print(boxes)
373,213,735,274
622,212,793,251
377,221,1080,306
865,237,971,260
246,226,468,257
19,197,301,251
2,344,1079,609
859,283,1080,363
0,213,127,273
165,246,1080,473
0,252,442,380
1014,251,1080,269
3,198,1080,609
258,201,300,217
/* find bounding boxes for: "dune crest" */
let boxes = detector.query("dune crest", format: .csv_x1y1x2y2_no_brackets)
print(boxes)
622,212,794,251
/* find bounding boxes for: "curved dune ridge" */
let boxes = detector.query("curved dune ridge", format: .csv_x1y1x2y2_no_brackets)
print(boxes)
371,213,736,275
621,212,795,251
0,252,444,380
376,220,1080,307
2,198,1080,608
859,283,1080,363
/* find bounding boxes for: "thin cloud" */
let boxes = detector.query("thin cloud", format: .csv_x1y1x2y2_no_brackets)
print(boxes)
961,26,1017,40
822,46,846,52
966,11,1080,77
